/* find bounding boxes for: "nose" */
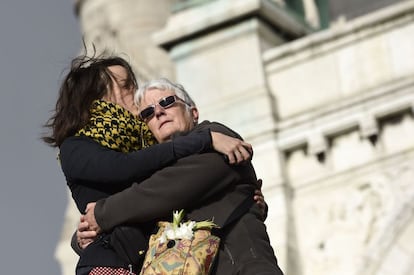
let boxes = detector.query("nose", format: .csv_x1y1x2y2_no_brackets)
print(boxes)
154,104,166,118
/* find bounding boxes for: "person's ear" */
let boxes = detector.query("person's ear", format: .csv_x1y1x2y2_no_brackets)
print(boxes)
191,107,199,125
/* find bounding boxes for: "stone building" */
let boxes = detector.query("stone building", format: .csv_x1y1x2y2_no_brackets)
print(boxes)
57,0,414,274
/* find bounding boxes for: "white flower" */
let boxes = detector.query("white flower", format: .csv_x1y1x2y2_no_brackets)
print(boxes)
165,224,177,240
157,210,218,244
158,221,195,244
176,221,196,240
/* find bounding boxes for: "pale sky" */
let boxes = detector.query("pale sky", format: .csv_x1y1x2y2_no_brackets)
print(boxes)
0,1,81,273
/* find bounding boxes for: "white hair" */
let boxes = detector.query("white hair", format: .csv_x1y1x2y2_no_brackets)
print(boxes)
134,78,196,110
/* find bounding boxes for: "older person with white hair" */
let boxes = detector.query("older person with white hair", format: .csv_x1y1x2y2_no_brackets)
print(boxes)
83,78,283,275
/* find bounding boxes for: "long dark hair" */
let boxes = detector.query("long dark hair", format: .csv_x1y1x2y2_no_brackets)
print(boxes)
42,54,138,147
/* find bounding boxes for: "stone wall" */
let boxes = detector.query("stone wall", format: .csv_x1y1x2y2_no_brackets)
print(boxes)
154,0,414,274
58,1,414,274
264,1,414,274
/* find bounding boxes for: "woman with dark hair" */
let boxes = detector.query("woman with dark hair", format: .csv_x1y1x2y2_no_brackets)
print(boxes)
43,54,257,274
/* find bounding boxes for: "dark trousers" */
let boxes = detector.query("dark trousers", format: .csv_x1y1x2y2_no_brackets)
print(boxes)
211,210,284,275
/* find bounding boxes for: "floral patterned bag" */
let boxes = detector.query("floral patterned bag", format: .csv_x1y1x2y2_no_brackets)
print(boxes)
139,210,220,275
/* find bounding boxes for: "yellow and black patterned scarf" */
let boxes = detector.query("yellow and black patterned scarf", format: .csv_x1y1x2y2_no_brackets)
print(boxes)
76,99,156,153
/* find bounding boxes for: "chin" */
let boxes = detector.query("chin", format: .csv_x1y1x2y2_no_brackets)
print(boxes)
159,124,176,136
157,131,174,142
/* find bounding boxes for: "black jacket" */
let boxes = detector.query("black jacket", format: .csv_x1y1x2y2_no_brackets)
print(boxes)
59,127,213,272
94,121,283,275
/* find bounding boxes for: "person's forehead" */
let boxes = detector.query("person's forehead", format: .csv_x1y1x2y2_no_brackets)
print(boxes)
108,65,126,76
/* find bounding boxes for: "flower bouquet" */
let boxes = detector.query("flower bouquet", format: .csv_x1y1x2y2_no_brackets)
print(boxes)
139,210,220,275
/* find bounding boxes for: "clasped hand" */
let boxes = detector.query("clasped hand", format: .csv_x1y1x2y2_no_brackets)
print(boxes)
77,202,101,249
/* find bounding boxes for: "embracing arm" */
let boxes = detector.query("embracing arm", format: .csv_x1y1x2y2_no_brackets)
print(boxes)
93,153,239,232
59,129,212,185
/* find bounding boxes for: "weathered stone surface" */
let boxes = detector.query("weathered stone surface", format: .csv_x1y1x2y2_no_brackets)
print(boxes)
59,1,414,274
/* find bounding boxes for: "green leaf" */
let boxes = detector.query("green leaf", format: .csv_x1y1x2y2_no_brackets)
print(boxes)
172,209,185,227
193,220,219,230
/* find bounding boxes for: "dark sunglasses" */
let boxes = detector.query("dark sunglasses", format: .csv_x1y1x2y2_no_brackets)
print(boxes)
139,95,190,121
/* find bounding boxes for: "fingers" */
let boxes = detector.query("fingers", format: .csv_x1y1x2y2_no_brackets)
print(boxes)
227,143,253,165
241,141,253,155
78,227,97,239
85,202,96,213
83,202,102,234
77,229,97,249
78,218,88,231
211,132,254,165
254,193,265,207
253,179,267,219
254,188,266,211
77,216,98,249
255,188,263,197
238,144,252,161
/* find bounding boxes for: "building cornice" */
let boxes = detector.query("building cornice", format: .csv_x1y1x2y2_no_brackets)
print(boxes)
153,0,312,50
264,0,414,64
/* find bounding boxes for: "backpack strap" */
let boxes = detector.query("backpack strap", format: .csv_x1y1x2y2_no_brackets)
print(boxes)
222,196,255,228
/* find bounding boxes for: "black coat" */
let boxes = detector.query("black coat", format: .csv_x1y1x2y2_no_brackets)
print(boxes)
94,121,283,275
59,127,213,272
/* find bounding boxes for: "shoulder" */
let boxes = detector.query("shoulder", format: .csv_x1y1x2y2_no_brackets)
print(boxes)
196,120,243,140
60,135,95,146
60,135,97,151
59,136,105,160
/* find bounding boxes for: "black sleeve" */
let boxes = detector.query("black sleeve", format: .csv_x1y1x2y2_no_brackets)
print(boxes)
70,230,82,256
172,128,213,158
59,129,212,185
